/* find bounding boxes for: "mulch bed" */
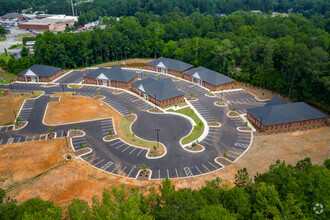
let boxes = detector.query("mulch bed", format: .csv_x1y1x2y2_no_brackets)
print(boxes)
207,93,215,96
228,111,239,117
113,90,125,94
238,127,252,131
216,157,233,166
104,134,118,141
69,130,84,138
47,132,56,140
208,122,221,127
187,97,197,101
14,121,27,130
93,95,105,100
74,148,91,156
185,144,204,151
215,101,226,106
137,170,151,180
148,108,163,113
125,114,136,121
148,149,162,157
173,78,181,81
44,84,57,87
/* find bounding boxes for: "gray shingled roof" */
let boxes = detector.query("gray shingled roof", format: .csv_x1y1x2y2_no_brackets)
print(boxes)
84,65,137,82
248,97,327,126
1,12,23,19
17,64,61,77
131,77,184,101
264,96,286,107
147,57,193,72
183,66,235,86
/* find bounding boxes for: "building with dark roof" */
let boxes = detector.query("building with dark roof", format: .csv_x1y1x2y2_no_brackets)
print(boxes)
1,12,24,20
83,65,138,88
183,66,236,91
247,97,327,132
17,64,63,82
145,57,194,76
131,78,184,107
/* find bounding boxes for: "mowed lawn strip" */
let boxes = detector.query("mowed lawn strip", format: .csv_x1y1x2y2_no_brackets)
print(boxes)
163,101,188,109
120,116,161,150
167,107,204,145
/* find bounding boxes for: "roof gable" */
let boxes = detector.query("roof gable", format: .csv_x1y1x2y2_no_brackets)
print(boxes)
97,73,108,80
147,57,193,72
192,72,201,79
24,69,37,76
17,64,61,77
84,66,137,82
138,84,145,93
156,62,166,68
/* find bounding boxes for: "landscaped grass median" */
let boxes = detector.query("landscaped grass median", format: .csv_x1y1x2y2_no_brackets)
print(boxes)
68,84,82,88
163,101,188,109
120,117,158,147
167,107,204,145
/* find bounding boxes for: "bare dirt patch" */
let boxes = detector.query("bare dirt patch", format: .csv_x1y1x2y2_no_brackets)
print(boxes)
228,111,239,117
95,58,153,68
238,83,289,102
14,121,27,130
0,93,38,125
148,108,163,113
187,97,197,101
68,130,84,138
74,148,91,157
44,94,115,125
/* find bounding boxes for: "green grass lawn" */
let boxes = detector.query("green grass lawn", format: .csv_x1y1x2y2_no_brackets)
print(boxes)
16,33,32,38
0,88,4,96
0,35,6,41
167,107,204,145
68,84,82,88
120,117,160,149
8,44,22,49
0,53,12,63
0,68,17,84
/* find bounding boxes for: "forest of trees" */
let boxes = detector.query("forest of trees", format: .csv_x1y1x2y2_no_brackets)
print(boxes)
2,11,329,111
0,158,329,219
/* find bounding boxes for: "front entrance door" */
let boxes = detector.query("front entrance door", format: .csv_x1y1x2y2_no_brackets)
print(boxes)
31,77,36,82
161,68,165,74
103,80,107,86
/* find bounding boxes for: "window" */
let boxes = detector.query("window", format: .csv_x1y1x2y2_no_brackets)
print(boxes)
267,127,269,131
285,125,287,128
281,125,282,129
309,121,311,125
290,124,292,128
313,120,315,124
317,120,320,123
300,122,302,126
276,126,278,130
271,126,273,131
304,121,307,125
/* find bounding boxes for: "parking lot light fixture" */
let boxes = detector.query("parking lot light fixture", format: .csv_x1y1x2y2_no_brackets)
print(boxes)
155,129,160,149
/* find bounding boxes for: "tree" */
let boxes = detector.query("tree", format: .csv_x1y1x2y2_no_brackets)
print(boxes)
47,128,52,133
73,126,77,130
0,25,6,35
190,93,194,98
141,163,146,170
20,47,29,57
213,116,217,122
109,130,113,135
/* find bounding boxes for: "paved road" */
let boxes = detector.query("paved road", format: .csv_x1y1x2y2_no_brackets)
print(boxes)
0,69,265,179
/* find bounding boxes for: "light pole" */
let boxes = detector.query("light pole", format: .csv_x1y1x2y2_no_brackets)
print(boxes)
10,80,14,93
221,90,223,103
155,129,160,149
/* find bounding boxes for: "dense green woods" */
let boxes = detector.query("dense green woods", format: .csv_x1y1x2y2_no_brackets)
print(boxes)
0,158,329,219
3,11,329,110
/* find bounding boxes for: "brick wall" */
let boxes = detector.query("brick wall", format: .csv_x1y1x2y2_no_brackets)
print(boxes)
131,86,184,107
247,112,326,133
83,76,138,88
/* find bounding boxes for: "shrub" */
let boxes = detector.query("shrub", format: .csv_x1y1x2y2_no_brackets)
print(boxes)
245,122,248,126
153,146,157,150
262,92,264,96
192,142,197,147
158,77,161,80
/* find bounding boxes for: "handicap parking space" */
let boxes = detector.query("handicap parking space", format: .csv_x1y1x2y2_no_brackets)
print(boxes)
102,98,129,115
119,92,152,111
100,119,115,136
18,99,36,121
190,101,214,122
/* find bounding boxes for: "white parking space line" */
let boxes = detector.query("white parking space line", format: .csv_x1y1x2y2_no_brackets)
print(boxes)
119,167,127,175
129,148,136,154
195,165,202,174
175,168,179,178
136,149,144,156
115,143,126,149
111,165,120,173
84,154,95,160
184,167,193,177
7,138,13,144
17,137,21,142
94,159,105,166
202,164,211,172
158,169,160,179
89,156,100,163
0,139,3,145
209,162,218,169
122,146,130,152
128,167,134,177
167,169,169,178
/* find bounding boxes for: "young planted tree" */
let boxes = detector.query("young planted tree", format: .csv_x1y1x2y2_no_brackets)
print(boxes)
80,143,83,148
73,126,77,130
141,163,146,171
47,128,52,133
224,151,227,158
98,91,100,95
190,93,194,98
213,116,217,122
109,130,113,135
128,109,132,114
233,107,236,111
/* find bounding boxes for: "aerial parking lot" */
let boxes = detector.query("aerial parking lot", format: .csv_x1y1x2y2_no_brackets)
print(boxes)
0,66,263,180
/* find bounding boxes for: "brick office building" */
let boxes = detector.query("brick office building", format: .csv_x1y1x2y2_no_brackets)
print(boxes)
131,78,184,108
145,57,194,76
83,65,138,88
17,64,63,82
183,66,236,91
247,97,327,132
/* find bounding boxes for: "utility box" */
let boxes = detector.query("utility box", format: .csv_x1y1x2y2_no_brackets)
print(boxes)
3,89,9,96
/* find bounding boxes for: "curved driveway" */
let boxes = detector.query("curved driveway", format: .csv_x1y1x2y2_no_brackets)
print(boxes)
0,69,264,179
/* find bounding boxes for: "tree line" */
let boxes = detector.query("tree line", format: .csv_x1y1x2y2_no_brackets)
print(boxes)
0,158,329,219
2,12,329,111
